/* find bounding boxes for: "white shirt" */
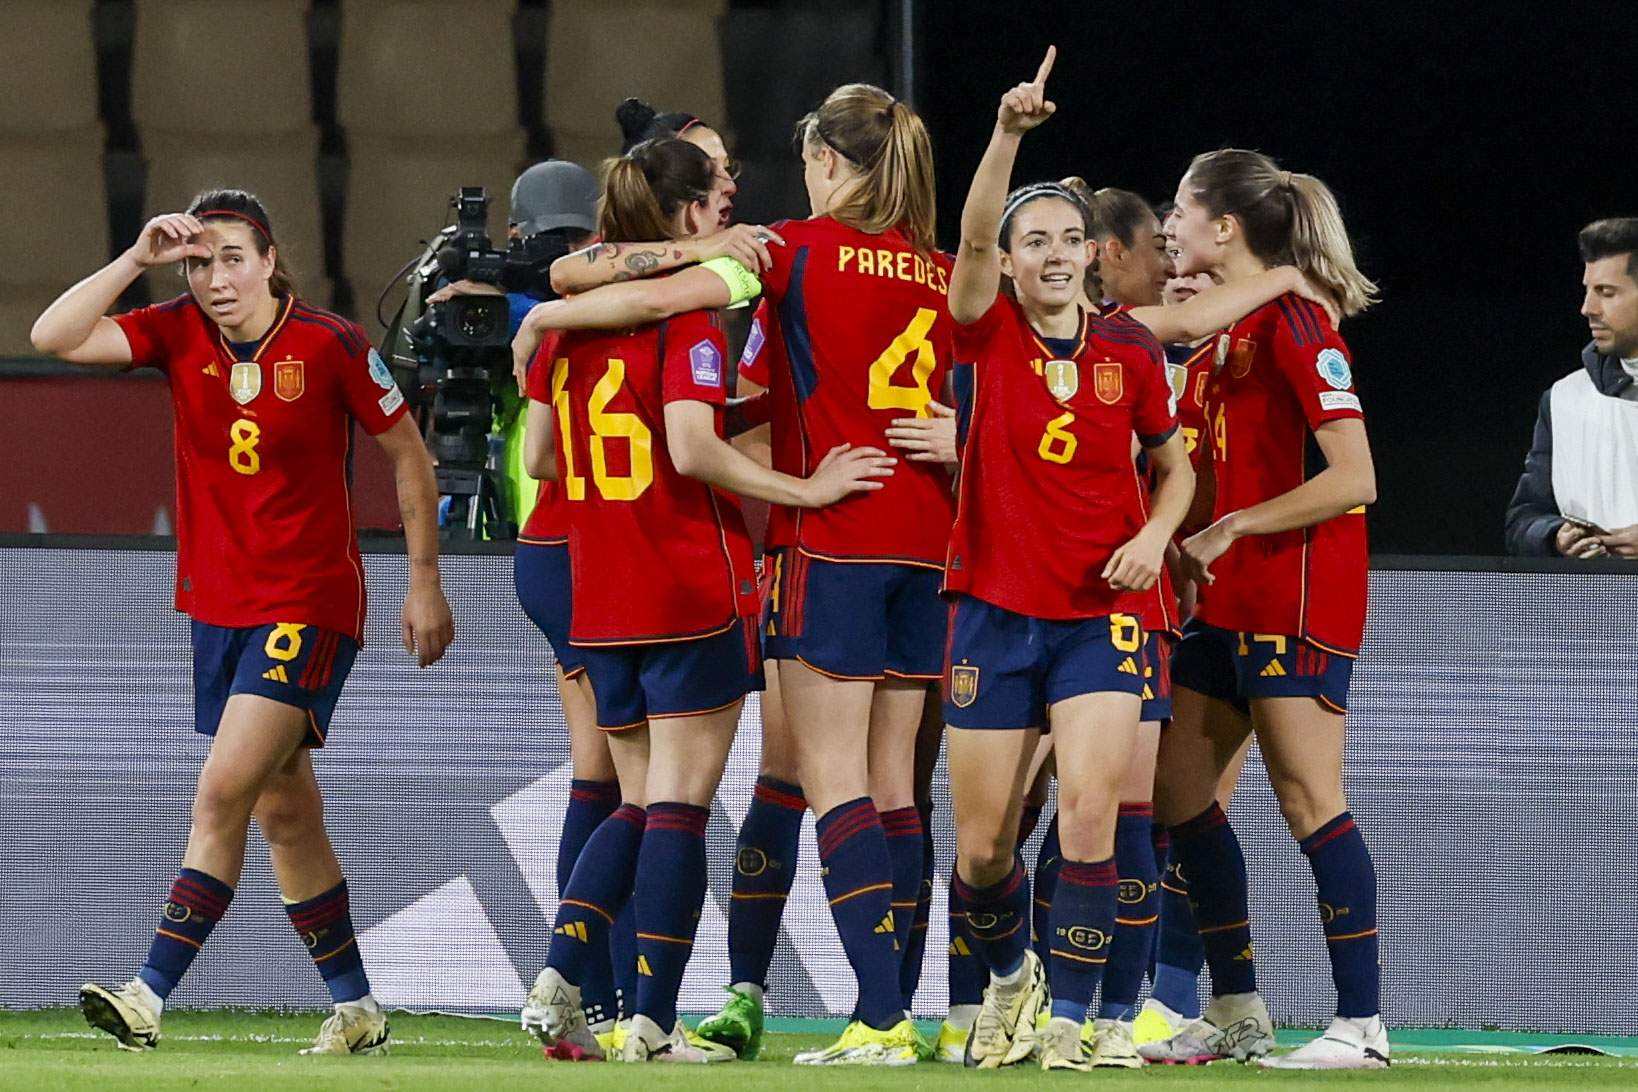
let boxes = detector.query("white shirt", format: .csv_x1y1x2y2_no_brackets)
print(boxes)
1623,357,1638,401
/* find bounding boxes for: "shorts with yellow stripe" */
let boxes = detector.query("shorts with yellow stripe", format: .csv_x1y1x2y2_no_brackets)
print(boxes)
575,617,764,731
1170,618,1354,715
191,620,358,747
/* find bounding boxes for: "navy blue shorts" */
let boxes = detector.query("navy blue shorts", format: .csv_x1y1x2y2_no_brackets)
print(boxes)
576,617,765,731
762,548,946,680
1170,618,1354,715
191,621,358,747
514,540,585,676
1140,631,1175,724
941,596,1147,730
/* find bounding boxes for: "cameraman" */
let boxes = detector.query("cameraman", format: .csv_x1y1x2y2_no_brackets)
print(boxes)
424,161,599,531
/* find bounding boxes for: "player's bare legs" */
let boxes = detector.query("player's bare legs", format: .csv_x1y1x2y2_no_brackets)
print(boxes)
781,666,872,819
563,670,614,782
1152,687,1251,827
185,695,310,884
1250,698,1345,839
866,678,925,811
254,748,340,902
622,704,742,1062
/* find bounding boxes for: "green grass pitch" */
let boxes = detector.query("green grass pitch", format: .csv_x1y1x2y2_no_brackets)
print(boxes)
4,1010,1638,1090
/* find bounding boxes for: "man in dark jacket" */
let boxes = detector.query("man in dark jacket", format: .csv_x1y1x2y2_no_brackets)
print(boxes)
1505,218,1638,557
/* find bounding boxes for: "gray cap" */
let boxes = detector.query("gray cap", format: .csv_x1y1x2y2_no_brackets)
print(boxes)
509,160,599,236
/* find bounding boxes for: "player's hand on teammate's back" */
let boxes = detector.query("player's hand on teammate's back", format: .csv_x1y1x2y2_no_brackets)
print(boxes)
403,584,455,667
885,400,958,464
801,443,897,506
997,45,1057,135
1103,528,1167,592
689,223,787,273
127,213,212,268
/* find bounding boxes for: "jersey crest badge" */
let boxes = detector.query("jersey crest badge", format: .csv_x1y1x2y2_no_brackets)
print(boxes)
1228,338,1256,379
1213,333,1231,373
1093,362,1123,405
1044,359,1079,401
690,340,723,386
229,361,261,405
1316,347,1352,389
950,664,979,708
274,360,304,402
1165,361,1189,404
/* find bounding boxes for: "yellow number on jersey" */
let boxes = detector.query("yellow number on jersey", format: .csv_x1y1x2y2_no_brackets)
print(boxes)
228,418,261,475
867,307,939,416
586,358,654,502
550,357,587,501
1181,425,1201,456
1037,411,1078,464
1211,402,1228,463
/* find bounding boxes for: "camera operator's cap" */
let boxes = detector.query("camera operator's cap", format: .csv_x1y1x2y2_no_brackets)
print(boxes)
510,160,599,236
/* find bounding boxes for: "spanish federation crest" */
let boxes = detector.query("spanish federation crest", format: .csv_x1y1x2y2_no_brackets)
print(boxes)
1093,361,1123,405
1043,359,1079,401
950,664,979,709
229,361,261,405
1228,338,1256,379
274,360,304,401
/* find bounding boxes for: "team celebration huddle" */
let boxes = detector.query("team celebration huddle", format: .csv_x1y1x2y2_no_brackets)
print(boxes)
32,45,1386,1072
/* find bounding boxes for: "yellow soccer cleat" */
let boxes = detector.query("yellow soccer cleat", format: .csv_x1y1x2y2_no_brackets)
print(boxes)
1133,997,1184,1046
792,1018,923,1066
933,1019,971,1064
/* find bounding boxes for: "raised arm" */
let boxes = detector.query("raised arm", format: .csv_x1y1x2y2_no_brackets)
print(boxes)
951,45,1058,325
664,400,895,508
1126,267,1338,344
31,213,211,367
549,225,786,296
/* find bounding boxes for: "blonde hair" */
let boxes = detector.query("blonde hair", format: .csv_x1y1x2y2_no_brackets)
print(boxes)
1183,148,1378,317
597,137,714,244
797,83,936,252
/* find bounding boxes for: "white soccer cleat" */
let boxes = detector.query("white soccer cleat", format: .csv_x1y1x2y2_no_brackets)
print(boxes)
619,1014,736,1063
1261,1014,1390,1069
1137,991,1274,1064
1086,1016,1143,1068
79,978,162,1052
1037,1016,1090,1072
522,967,604,1061
964,950,1048,1068
300,1000,390,1055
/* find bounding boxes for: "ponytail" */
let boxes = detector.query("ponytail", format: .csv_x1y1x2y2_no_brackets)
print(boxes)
798,84,937,252
1183,148,1377,318
597,137,715,244
186,187,297,298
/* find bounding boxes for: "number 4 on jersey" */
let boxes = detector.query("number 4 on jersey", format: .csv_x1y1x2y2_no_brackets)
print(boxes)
867,307,939,416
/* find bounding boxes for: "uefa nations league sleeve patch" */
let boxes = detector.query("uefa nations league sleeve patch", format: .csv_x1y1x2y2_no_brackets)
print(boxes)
1316,347,1353,390
691,340,723,387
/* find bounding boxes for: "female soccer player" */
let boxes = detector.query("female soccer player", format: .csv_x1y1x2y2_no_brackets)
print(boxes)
29,189,454,1055
515,82,957,1068
1140,148,1385,1070
520,137,895,1064
938,48,1192,1072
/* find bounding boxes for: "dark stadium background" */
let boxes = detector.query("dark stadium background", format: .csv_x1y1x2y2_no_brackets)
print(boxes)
909,0,1638,555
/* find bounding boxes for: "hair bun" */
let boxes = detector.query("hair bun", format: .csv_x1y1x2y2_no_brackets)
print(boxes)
616,97,659,141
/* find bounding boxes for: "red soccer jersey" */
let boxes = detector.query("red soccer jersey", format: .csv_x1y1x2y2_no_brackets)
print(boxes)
1165,340,1214,468
1194,294,1368,654
113,294,406,640
758,217,956,568
945,296,1178,620
555,309,758,644
520,330,570,543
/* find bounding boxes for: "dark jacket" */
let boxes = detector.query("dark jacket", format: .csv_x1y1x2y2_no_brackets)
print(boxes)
1504,343,1635,555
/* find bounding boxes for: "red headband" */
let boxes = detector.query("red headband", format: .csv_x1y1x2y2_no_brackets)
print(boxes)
198,209,270,242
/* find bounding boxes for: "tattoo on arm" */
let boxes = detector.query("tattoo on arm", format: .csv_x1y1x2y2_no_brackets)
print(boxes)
624,249,666,276
583,242,620,265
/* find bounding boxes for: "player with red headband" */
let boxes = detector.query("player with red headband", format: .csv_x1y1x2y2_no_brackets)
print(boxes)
30,188,453,1056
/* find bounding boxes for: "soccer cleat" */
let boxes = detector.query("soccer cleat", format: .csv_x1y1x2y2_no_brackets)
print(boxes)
1086,1017,1143,1068
1132,997,1185,1046
299,1001,390,1055
964,950,1047,1069
79,979,161,1052
1138,991,1274,1064
1260,1014,1390,1070
695,985,765,1059
1037,1016,1090,1072
933,1019,971,1063
522,967,604,1061
792,1018,923,1066
593,1017,622,1056
620,1014,736,1063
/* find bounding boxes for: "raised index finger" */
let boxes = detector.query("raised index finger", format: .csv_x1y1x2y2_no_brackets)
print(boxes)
1033,44,1057,87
